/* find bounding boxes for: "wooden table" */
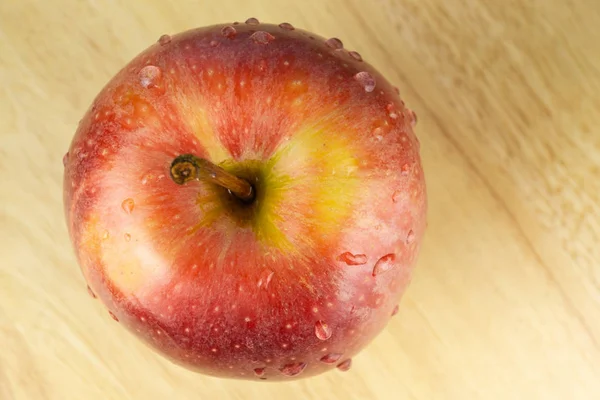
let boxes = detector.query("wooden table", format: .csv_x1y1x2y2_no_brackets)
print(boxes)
2,1,599,399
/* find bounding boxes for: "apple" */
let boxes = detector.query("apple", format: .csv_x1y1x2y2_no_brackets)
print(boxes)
63,18,426,381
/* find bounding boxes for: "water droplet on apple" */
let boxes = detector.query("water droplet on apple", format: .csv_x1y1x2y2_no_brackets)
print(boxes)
325,37,343,49
86,285,96,299
139,65,162,89
221,25,237,39
386,103,399,119
257,269,275,289
62,152,69,166
391,304,400,316
320,353,342,364
372,253,396,276
245,17,259,25
108,310,119,322
158,34,171,46
124,233,131,242
250,31,275,44
349,51,363,61
337,252,368,266
278,22,294,30
315,320,332,340
337,359,352,371
409,109,418,127
406,229,415,244
121,198,135,214
279,362,307,377
354,71,376,92
401,163,410,176
254,367,265,377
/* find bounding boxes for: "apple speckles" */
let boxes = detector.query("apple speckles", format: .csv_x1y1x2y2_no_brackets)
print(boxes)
285,323,293,329
209,40,219,48
372,253,396,276
392,190,401,203
124,233,131,242
401,163,411,176
102,230,110,240
320,353,342,364
245,17,260,25
257,269,275,289
354,71,376,92
311,307,319,314
121,198,135,214
211,347,218,353
221,25,237,39
278,22,295,30
314,320,332,340
337,252,368,266
279,362,307,377
138,65,162,89
250,31,275,45
349,51,363,61
336,359,352,372
325,37,343,49
244,316,251,323
158,34,171,46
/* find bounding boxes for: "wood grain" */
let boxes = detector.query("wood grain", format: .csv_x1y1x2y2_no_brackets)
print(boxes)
1,0,599,399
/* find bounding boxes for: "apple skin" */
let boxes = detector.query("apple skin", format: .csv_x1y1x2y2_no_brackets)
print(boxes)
63,20,426,381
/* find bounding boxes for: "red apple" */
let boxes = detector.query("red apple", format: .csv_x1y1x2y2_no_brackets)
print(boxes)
63,18,426,381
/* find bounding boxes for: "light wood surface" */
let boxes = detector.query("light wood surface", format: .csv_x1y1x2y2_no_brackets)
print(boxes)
2,0,599,399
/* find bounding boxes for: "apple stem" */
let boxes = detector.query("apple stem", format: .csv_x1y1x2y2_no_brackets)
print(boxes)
170,154,255,203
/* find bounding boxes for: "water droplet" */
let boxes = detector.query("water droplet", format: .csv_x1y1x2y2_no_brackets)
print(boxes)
250,31,275,44
406,229,415,244
62,152,69,166
279,22,294,30
337,252,367,266
158,34,171,45
257,269,275,289
124,233,131,242
254,367,265,377
401,163,410,176
320,353,342,364
409,109,418,127
108,310,119,322
221,25,237,39
280,362,307,377
386,103,398,119
373,253,396,276
245,17,259,25
391,305,399,316
325,37,343,49
354,71,376,92
121,198,135,214
337,359,352,371
139,65,162,89
86,285,96,299
349,51,363,61
315,320,332,340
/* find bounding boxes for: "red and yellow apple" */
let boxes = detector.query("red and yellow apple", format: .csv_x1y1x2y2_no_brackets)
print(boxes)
63,19,426,381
